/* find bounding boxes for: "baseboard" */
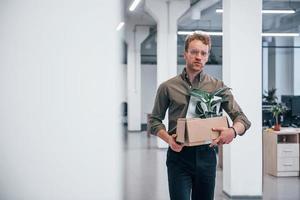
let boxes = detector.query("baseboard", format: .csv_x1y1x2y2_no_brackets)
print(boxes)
223,190,262,199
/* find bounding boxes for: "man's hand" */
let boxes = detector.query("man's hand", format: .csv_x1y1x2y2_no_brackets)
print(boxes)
157,130,184,152
209,127,235,147
168,134,184,152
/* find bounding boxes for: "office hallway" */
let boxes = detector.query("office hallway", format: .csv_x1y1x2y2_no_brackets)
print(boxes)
123,131,300,200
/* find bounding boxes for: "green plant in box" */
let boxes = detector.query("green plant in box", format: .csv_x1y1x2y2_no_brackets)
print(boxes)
189,87,230,118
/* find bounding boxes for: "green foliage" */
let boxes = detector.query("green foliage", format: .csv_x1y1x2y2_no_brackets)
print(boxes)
263,88,278,104
271,103,286,125
190,87,230,118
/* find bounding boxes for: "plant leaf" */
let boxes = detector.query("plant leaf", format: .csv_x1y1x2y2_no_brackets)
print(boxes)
189,87,230,118
190,89,210,100
210,87,230,97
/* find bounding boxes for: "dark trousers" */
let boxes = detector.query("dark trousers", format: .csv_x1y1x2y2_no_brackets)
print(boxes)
166,145,217,200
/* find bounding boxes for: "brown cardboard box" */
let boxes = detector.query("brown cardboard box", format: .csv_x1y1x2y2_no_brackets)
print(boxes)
176,116,228,146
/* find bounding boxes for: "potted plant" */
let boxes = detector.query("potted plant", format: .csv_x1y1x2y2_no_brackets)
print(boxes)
263,88,278,105
271,103,286,131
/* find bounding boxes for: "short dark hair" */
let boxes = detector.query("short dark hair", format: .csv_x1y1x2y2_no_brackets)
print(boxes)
184,32,211,52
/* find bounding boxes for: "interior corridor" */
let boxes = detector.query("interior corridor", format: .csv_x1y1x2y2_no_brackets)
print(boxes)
123,131,300,200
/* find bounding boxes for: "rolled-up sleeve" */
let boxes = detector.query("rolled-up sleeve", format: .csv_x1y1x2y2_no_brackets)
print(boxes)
221,87,251,134
149,84,170,135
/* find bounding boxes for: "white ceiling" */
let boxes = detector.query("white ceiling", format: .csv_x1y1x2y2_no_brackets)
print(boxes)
124,0,300,32
123,0,300,64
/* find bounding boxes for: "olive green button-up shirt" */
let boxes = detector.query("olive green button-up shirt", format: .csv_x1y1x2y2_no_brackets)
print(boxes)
149,68,251,136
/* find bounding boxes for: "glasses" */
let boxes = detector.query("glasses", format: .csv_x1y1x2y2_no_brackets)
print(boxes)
188,49,209,57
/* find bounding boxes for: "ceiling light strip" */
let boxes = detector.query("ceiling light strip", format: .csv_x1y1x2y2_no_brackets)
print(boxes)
116,22,125,31
262,33,299,37
215,9,223,13
178,31,300,37
129,0,141,11
262,9,295,14
177,31,223,36
216,9,295,14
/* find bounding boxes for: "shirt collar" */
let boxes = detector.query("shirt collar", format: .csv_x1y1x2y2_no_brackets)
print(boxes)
181,68,204,84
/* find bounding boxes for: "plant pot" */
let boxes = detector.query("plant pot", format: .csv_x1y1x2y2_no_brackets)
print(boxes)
273,123,281,131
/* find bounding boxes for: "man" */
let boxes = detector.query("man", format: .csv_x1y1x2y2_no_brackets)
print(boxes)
149,32,251,200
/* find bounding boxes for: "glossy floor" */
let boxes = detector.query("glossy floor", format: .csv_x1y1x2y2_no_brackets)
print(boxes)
123,131,300,200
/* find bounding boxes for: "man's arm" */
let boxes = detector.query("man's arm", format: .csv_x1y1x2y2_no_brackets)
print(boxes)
210,121,245,147
210,85,251,146
148,84,169,136
221,86,251,134
157,129,184,152
232,121,246,136
149,84,184,152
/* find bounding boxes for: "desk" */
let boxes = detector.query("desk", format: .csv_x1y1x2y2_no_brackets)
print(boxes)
263,127,300,177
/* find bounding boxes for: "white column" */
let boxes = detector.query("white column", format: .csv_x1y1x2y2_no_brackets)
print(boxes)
145,0,189,85
293,37,300,95
0,0,122,199
223,0,262,198
262,42,269,93
275,37,294,98
268,39,276,90
145,0,189,148
125,24,149,131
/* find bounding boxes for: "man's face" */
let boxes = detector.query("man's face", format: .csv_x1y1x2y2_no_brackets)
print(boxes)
184,40,209,73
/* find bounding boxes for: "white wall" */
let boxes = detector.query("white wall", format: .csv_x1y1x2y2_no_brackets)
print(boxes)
0,1,122,200
294,37,300,95
268,43,276,90
262,42,269,92
141,65,157,124
266,37,300,98
275,37,294,99
122,64,128,102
